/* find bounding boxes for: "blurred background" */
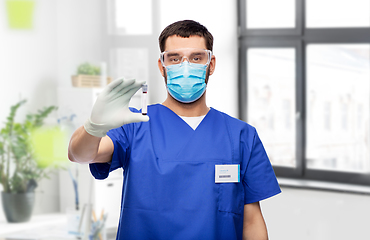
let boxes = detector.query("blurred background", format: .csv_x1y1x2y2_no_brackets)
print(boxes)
0,0,369,239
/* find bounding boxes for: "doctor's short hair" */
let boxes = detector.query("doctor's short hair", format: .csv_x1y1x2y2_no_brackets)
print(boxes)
159,20,214,52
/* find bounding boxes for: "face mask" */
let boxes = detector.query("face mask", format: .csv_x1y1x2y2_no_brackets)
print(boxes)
166,62,207,103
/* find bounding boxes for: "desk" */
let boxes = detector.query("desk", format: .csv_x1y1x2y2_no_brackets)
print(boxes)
0,213,75,240
0,214,117,240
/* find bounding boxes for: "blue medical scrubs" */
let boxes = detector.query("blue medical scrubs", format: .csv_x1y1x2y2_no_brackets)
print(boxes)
90,104,281,240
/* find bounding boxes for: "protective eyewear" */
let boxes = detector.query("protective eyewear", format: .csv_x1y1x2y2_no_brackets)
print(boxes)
160,48,212,67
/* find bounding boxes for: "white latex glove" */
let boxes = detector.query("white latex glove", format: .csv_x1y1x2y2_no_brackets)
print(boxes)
84,78,149,137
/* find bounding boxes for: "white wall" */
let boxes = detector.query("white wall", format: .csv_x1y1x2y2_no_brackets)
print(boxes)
0,0,104,220
0,0,58,124
262,187,370,240
0,0,60,220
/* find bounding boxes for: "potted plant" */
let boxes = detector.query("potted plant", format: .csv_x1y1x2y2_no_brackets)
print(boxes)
71,62,111,88
0,100,58,222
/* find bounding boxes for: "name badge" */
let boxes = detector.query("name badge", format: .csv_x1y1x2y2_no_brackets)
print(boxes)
215,164,240,183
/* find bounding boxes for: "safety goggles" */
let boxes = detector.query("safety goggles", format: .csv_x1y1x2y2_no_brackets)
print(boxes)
160,48,212,67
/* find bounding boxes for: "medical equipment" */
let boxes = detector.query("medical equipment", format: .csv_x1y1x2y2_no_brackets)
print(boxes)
141,84,148,115
166,62,207,103
160,48,212,67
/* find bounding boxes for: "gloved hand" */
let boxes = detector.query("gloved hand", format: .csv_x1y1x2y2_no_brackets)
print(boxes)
84,78,149,137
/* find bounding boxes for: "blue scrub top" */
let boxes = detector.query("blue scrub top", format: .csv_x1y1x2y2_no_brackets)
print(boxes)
90,104,281,240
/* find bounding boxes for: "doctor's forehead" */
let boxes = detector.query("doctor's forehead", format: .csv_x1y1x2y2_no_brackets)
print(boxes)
164,35,207,51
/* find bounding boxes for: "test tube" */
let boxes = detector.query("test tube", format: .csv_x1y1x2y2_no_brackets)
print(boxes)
141,84,148,115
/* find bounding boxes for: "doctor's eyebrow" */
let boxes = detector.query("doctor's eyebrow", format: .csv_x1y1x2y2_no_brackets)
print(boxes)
190,52,206,57
166,52,181,57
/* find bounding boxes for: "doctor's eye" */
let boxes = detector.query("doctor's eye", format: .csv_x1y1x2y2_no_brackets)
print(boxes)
191,57,202,62
168,57,181,64
190,53,206,63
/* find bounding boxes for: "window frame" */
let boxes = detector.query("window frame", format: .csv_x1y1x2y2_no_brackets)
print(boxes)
238,0,370,187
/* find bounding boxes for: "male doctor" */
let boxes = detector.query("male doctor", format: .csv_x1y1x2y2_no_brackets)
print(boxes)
68,20,281,240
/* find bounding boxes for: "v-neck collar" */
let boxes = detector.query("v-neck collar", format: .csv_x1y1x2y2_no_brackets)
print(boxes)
157,104,213,132
148,104,233,162
179,115,206,130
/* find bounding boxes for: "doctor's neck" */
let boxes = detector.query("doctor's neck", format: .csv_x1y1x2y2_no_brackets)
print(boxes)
162,93,210,117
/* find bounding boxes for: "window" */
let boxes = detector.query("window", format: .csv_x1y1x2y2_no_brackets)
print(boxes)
247,48,296,168
306,0,370,28
238,0,370,186
306,44,370,174
106,0,161,108
110,0,152,35
246,0,295,29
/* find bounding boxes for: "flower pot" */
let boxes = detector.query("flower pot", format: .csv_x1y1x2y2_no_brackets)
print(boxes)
71,75,112,88
1,191,35,223
6,0,35,29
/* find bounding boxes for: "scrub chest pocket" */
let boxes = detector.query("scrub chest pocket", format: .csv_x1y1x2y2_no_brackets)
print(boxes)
215,164,244,215
217,182,244,215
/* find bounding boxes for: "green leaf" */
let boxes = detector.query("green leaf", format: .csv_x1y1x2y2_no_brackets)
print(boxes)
0,99,60,193
77,62,101,75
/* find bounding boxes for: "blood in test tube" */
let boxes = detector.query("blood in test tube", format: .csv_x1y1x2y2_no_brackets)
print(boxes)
141,84,148,115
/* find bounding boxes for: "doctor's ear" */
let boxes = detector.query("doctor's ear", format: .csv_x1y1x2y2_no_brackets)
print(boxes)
158,59,165,77
209,55,216,75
